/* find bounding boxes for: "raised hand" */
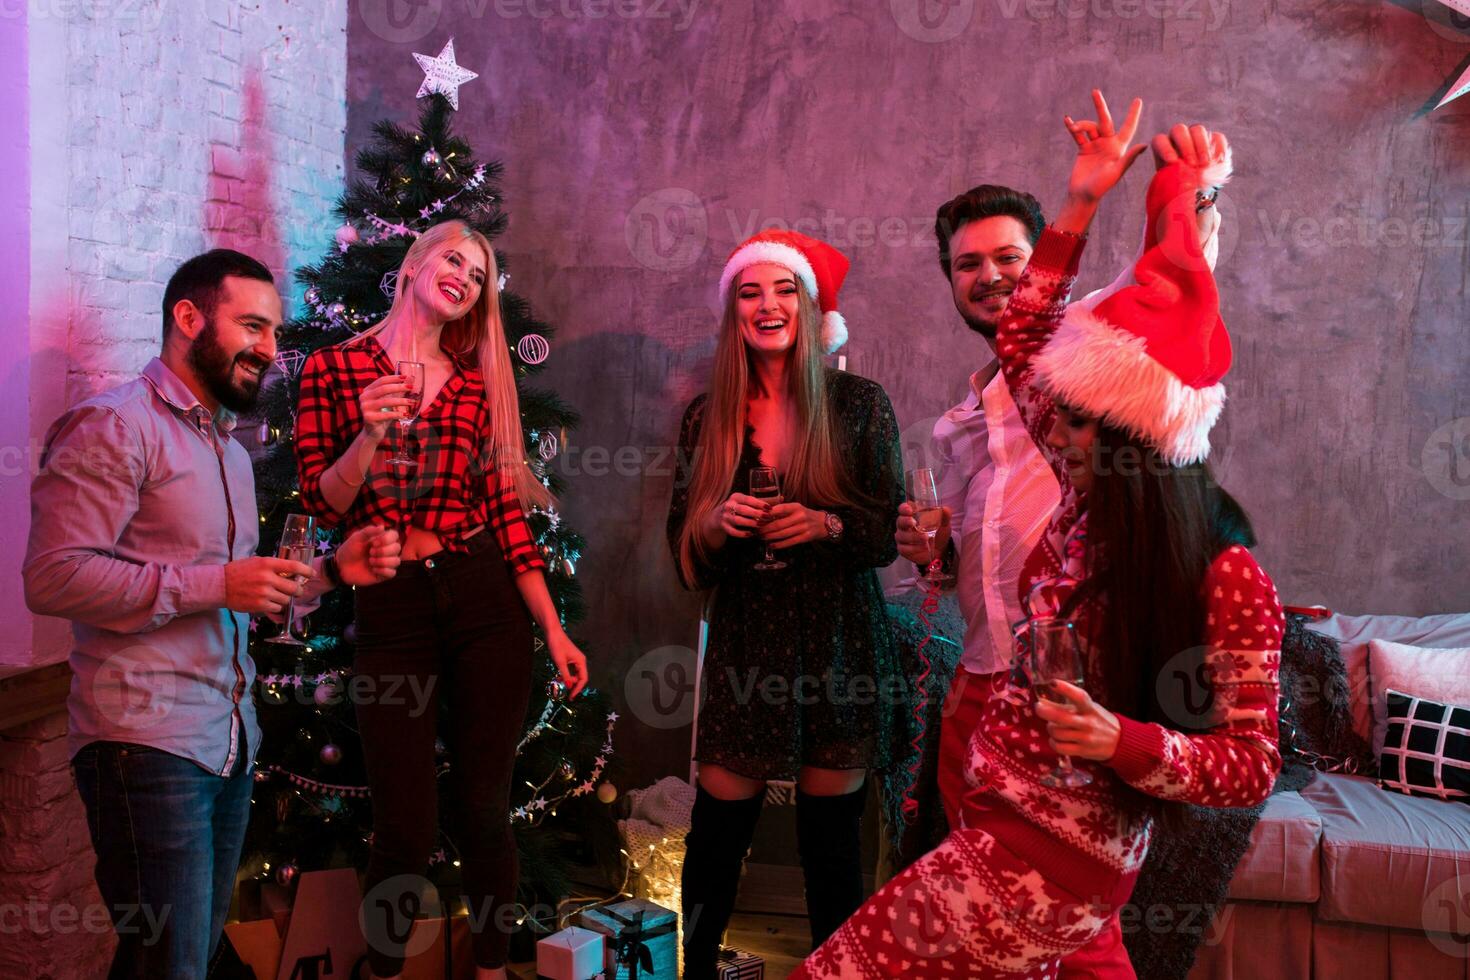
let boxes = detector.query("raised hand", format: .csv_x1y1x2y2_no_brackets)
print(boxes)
1150,123,1229,178
1151,124,1231,269
1063,90,1147,206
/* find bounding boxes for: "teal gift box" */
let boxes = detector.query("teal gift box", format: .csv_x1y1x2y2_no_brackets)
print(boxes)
578,898,678,980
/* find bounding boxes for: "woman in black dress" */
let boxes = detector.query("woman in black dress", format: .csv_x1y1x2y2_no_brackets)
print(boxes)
667,230,904,978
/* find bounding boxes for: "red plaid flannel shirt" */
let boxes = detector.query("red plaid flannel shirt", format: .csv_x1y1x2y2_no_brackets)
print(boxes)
295,335,545,575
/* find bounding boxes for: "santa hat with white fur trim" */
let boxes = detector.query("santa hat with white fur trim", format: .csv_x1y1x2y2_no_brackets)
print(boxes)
1033,151,1234,466
718,230,850,354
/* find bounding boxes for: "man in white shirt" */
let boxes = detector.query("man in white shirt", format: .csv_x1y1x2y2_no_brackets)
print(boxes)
896,185,1137,978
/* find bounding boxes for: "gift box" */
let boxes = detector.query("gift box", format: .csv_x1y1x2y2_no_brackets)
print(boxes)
537,925,607,980
578,898,678,980
716,945,764,980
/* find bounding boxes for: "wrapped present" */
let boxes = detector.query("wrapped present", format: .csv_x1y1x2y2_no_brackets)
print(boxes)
578,899,678,980
537,925,606,980
716,945,764,979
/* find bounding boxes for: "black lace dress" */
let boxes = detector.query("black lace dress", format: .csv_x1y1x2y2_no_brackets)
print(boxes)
666,370,906,780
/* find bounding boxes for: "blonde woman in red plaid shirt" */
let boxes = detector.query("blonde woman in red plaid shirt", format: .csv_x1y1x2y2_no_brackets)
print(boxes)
295,220,588,980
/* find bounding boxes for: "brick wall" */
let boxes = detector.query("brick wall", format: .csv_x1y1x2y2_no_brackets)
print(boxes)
0,711,114,979
5,2,348,974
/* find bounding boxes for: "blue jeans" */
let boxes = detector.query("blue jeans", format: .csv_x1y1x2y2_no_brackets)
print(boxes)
71,736,252,980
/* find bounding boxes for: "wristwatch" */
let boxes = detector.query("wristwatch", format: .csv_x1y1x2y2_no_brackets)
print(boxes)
323,552,343,587
824,511,844,542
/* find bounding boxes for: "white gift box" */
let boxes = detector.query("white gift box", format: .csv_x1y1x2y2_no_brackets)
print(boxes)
536,925,606,980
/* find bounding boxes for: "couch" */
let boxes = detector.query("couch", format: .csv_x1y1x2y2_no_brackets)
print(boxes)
1188,611,1470,979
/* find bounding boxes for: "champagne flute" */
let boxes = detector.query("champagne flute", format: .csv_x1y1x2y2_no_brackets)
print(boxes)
1028,617,1093,787
908,467,954,585
266,513,317,647
748,466,787,571
387,361,425,467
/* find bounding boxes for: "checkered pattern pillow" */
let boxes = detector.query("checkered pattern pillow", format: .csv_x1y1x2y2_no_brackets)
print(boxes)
1378,689,1470,803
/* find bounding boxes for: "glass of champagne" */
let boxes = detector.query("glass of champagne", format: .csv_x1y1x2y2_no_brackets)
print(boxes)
266,513,317,647
908,467,954,585
1028,616,1093,787
748,465,787,571
387,361,425,468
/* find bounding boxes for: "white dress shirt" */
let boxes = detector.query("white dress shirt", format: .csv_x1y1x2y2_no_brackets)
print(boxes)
930,361,1060,675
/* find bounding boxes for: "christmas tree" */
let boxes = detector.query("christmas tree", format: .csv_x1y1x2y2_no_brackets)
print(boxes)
243,88,619,932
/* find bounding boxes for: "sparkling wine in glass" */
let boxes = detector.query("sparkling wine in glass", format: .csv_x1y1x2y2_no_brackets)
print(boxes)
1028,617,1093,787
908,467,954,585
266,513,317,647
387,361,425,468
748,466,787,571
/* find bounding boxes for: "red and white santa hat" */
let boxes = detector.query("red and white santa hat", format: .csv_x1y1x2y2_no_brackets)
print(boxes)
1033,151,1234,466
718,230,850,354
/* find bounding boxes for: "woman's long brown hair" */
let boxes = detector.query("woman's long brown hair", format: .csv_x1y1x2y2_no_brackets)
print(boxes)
676,279,862,585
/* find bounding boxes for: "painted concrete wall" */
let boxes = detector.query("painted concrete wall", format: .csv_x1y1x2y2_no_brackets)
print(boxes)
347,0,1470,785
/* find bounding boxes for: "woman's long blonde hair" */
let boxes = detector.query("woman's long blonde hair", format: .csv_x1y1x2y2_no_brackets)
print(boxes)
351,219,552,512
676,273,861,584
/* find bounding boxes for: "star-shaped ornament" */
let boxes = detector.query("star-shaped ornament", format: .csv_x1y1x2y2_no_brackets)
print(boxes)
413,39,478,111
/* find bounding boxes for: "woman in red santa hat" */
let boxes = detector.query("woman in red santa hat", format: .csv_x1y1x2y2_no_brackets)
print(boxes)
791,92,1283,979
666,230,906,977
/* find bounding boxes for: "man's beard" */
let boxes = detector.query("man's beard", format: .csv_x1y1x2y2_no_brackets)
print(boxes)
186,317,268,414
961,309,998,340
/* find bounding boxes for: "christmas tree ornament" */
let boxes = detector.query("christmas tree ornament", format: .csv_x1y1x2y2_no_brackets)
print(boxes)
305,286,320,307
313,681,336,706
497,271,508,291
335,223,359,251
258,422,277,446
546,678,568,702
275,863,299,888
421,148,442,168
517,333,550,365
538,431,559,461
596,782,618,804
320,743,342,765
559,760,577,781
413,38,478,111
379,270,398,299
328,302,346,319
562,558,576,577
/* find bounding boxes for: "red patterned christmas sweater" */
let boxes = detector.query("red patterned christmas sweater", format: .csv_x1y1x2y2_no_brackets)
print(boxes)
793,228,1283,978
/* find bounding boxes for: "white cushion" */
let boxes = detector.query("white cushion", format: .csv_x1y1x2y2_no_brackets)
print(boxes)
1366,640,1470,757
1310,611,1470,745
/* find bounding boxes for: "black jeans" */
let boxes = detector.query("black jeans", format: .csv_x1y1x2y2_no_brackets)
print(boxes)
352,533,533,975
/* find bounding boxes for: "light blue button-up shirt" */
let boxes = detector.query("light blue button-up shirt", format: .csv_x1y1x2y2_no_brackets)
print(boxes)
24,358,262,775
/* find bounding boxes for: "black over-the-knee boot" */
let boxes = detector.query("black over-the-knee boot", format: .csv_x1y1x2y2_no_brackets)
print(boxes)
681,786,764,980
795,781,867,950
